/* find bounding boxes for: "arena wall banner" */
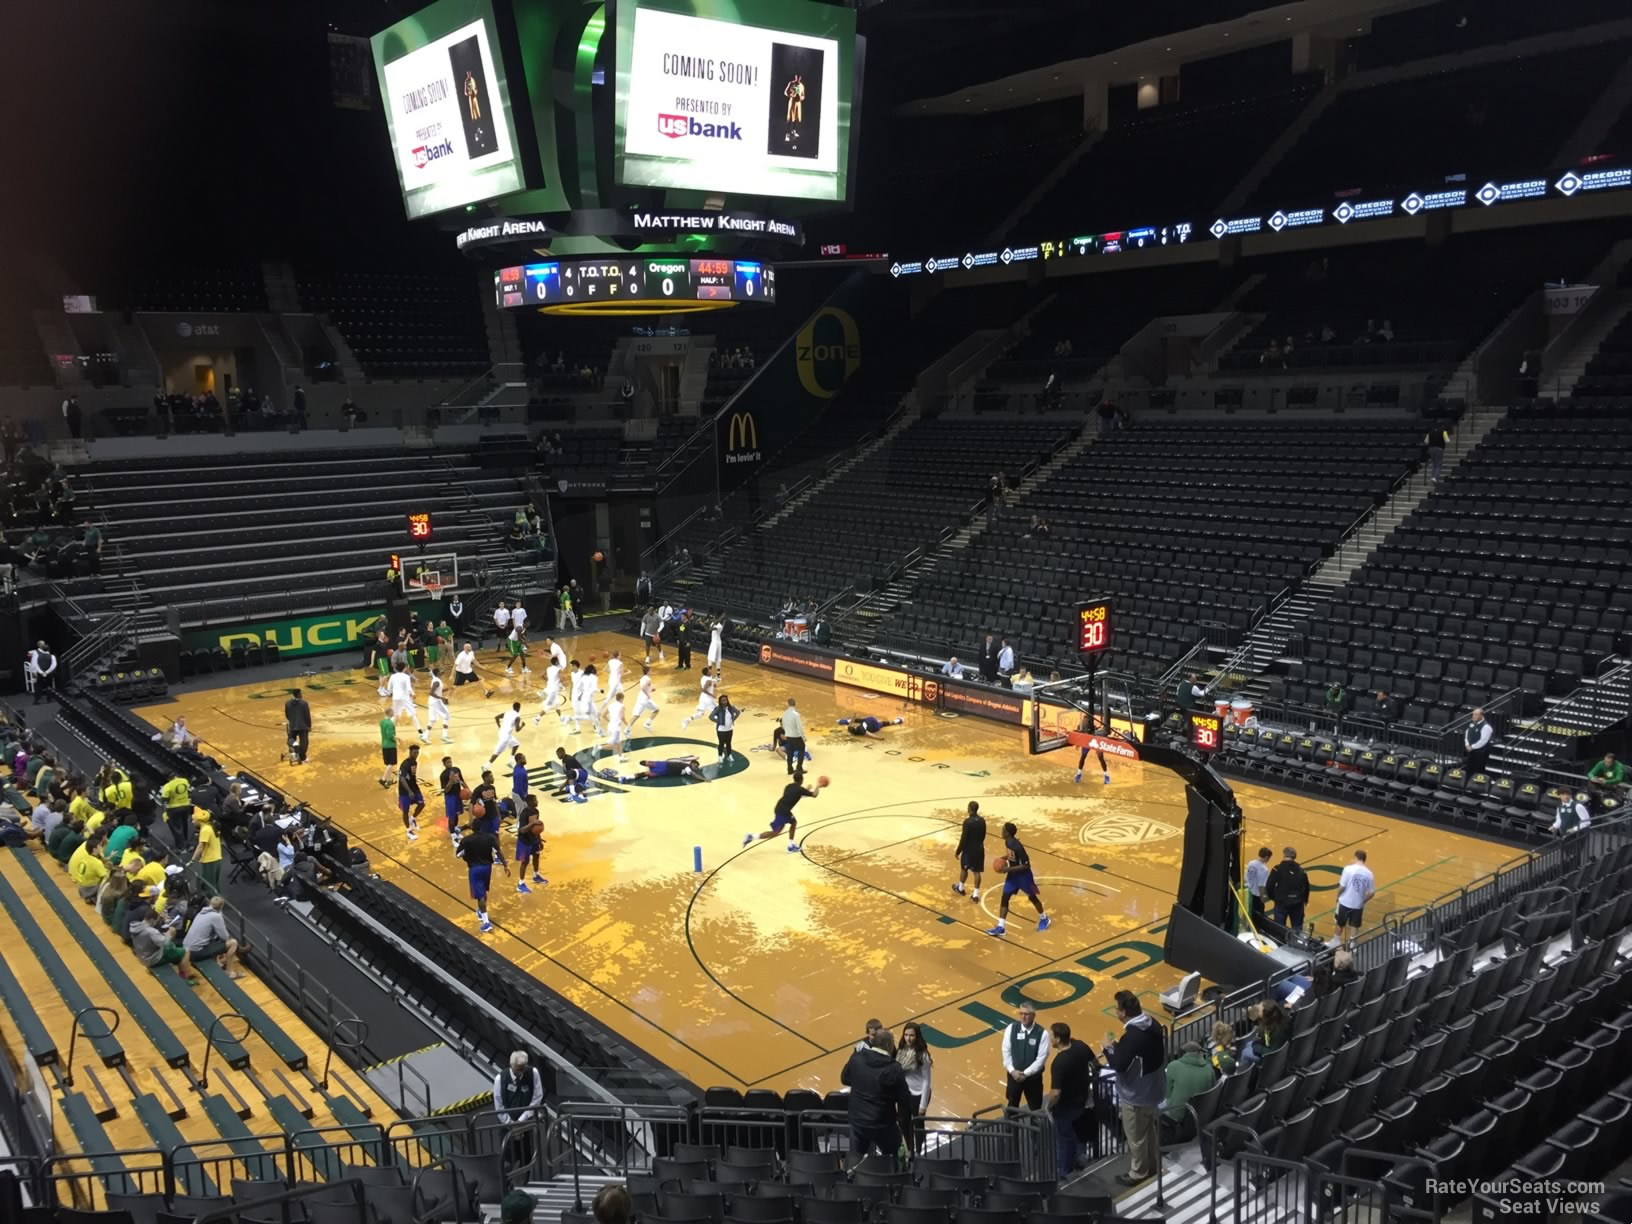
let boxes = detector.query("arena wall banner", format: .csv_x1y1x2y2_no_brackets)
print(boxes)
715,268,871,492
757,638,1143,742
184,610,390,659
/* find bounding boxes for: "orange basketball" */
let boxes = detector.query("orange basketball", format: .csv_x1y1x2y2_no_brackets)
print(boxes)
459,786,472,802
593,550,605,562
817,775,830,787
992,856,1009,873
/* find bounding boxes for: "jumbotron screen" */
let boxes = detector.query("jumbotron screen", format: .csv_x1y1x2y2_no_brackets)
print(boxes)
372,0,524,219
613,0,858,201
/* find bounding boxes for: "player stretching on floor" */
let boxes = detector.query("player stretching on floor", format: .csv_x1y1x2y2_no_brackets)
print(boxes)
952,800,987,902
458,819,507,933
427,668,453,743
839,716,904,737
745,770,826,851
988,821,1050,936
630,664,661,730
399,744,426,840
533,655,566,724
599,756,710,783
554,746,589,803
679,666,717,730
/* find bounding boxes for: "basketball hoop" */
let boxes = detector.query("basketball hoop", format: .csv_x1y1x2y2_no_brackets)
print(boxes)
408,568,445,601
423,579,444,602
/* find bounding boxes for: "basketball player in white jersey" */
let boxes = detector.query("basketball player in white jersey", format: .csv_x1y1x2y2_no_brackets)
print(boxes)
600,690,628,760
533,655,566,724
631,664,661,730
546,637,567,672
511,601,528,643
571,663,602,736
680,665,717,730
493,601,512,658
559,661,584,732
601,651,625,718
387,663,428,740
427,667,453,743
488,701,523,765
707,620,725,677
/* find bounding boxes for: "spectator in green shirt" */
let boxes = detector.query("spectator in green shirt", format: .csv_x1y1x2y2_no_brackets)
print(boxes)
104,817,140,863
49,818,85,863
1325,682,1346,735
1160,1041,1216,1142
1587,753,1624,805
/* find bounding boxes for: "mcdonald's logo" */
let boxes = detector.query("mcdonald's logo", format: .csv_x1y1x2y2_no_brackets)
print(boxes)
725,412,761,464
796,307,861,399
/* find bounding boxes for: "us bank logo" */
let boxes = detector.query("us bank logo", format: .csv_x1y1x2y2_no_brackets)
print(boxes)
725,412,760,465
796,307,861,399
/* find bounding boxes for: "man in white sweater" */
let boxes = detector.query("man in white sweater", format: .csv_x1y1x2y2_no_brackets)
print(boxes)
780,698,806,776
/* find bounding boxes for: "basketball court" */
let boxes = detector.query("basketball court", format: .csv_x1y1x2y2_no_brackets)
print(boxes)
137,630,1514,1119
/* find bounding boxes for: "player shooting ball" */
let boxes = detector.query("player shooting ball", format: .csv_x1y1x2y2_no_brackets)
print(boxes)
744,769,827,852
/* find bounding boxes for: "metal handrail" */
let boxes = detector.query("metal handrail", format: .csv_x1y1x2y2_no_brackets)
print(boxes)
1498,657,1630,770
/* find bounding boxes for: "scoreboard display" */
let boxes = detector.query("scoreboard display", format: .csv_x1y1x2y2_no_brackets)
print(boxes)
495,257,775,310
1076,598,1113,655
1190,712,1223,753
406,511,434,542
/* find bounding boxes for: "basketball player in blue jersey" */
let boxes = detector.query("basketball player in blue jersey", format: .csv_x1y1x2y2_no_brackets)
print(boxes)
838,716,904,737
745,770,826,851
597,756,711,783
1074,713,1111,785
457,819,507,934
554,746,589,803
988,821,1050,936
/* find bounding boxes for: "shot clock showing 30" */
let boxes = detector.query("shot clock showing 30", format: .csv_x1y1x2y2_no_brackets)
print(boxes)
1076,598,1113,655
406,511,434,543
1190,712,1224,754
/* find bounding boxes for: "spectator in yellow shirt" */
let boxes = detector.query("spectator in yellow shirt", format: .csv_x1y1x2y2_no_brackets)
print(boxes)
68,788,97,826
100,770,133,812
84,809,108,837
190,812,222,896
161,774,193,849
69,835,110,901
124,854,168,897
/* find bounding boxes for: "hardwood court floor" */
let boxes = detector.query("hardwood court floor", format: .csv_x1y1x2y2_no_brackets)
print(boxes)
140,631,1513,1119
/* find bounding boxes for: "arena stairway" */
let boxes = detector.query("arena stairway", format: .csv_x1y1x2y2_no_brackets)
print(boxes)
0,845,413,1205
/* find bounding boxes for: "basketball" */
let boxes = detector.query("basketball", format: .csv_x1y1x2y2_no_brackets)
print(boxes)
992,856,1009,873
459,786,471,802
817,775,830,787
593,550,605,562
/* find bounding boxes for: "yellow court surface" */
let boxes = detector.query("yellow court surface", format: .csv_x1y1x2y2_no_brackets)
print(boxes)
140,631,1514,1119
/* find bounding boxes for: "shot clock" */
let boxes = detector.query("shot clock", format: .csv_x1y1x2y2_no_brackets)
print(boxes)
1190,711,1223,753
1076,598,1113,655
406,511,434,543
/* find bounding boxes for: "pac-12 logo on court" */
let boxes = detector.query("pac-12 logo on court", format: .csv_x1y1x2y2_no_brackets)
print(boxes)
1078,813,1179,846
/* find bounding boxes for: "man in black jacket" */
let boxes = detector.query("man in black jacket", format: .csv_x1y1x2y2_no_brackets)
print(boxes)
284,689,312,764
1266,846,1310,933
840,1030,913,1161
675,614,693,671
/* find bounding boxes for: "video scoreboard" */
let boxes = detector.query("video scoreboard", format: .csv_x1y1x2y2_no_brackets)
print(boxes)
494,257,775,310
